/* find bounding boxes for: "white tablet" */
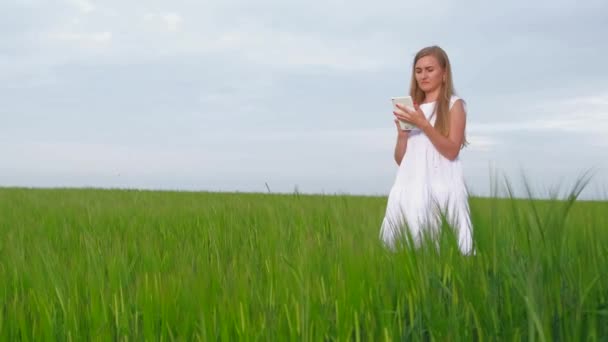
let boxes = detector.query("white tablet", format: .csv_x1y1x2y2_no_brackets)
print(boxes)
391,96,416,130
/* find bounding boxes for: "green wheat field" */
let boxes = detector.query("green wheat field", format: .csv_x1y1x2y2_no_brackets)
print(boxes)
1,179,607,340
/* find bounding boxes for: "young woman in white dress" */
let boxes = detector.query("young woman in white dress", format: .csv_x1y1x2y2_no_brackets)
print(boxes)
380,46,474,255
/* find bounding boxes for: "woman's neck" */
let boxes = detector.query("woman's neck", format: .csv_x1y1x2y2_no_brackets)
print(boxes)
423,88,441,103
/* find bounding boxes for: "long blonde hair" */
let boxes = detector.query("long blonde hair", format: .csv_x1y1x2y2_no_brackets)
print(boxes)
409,46,467,147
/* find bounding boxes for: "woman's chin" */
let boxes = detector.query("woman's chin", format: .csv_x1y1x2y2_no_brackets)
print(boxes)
420,85,439,93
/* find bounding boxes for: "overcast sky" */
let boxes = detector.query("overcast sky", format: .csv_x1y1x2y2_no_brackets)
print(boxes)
2,0,607,199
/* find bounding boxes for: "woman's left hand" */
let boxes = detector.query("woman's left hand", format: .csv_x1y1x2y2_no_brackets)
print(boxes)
393,103,430,129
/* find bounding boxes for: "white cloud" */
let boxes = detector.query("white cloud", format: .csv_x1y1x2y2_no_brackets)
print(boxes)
250,128,394,150
159,28,389,71
67,0,95,14
469,92,608,136
144,12,183,32
240,31,386,71
162,13,182,32
467,122,524,134
62,3,399,70
533,93,608,134
23,4,393,71
466,134,497,152
0,141,231,177
563,94,608,107
49,31,112,44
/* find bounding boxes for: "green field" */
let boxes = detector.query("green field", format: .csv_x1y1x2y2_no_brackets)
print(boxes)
1,185,607,340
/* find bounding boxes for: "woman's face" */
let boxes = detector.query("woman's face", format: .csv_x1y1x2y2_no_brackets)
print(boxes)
415,55,445,94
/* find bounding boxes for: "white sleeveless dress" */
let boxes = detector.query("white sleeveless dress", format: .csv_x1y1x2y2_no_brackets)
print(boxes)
380,95,473,254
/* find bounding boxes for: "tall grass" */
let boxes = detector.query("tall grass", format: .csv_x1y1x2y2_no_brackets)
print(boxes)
0,181,606,340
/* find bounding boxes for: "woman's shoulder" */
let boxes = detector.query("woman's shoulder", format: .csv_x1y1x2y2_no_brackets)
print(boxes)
449,95,466,110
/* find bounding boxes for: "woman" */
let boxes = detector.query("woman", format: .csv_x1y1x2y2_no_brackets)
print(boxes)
379,46,474,255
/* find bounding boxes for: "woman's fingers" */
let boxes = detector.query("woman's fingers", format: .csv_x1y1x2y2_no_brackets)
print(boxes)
393,110,411,122
413,102,421,113
396,103,415,114
393,108,408,117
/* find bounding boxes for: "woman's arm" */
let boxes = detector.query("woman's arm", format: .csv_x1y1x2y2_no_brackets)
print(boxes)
394,101,466,161
394,133,408,165
420,100,466,161
392,119,409,165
